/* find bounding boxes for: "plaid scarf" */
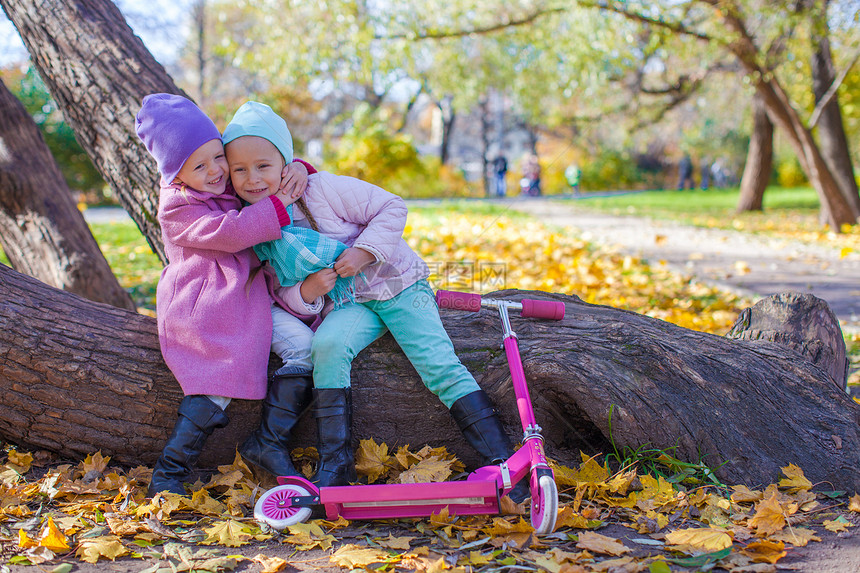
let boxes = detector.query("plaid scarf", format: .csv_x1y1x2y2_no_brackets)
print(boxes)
253,204,357,308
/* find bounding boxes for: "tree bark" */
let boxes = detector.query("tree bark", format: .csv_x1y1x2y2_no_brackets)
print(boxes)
1,263,857,491
0,0,185,263
0,78,136,311
736,91,773,213
810,23,860,213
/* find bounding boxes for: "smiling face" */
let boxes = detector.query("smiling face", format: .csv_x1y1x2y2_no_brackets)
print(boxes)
174,138,228,195
224,136,286,205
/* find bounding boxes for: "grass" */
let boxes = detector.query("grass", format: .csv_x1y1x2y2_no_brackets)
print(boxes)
570,186,860,251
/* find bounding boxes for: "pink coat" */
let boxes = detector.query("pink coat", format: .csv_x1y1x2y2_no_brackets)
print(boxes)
290,172,429,302
157,184,300,399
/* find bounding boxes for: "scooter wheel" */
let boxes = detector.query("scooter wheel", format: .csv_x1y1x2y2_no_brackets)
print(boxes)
531,475,558,534
254,484,313,530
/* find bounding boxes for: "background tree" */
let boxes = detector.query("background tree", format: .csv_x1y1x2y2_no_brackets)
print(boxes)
0,77,136,310
0,0,182,262
581,0,860,230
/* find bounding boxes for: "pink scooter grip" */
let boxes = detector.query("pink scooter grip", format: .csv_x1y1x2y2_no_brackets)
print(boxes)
435,290,481,312
520,299,565,320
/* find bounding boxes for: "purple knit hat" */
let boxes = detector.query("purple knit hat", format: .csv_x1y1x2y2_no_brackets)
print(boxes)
135,93,222,186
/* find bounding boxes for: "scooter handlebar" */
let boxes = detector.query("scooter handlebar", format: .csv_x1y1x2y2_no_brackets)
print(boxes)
435,289,482,312
436,290,565,320
520,298,565,320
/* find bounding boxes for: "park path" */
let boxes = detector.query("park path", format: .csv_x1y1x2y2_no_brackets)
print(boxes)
85,202,860,333
506,197,860,334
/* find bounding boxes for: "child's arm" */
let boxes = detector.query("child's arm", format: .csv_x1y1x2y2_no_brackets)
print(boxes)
279,159,317,200
299,268,338,303
160,191,289,253
322,174,408,264
333,247,375,278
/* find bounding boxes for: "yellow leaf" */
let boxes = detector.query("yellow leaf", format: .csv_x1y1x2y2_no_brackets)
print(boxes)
574,454,611,485
202,519,253,547
769,527,820,547
18,528,37,549
750,493,787,536
429,506,455,527
574,531,631,556
467,551,493,565
252,553,288,573
330,543,390,568
730,484,762,503
740,539,786,564
79,451,110,476
848,494,860,513
40,517,70,553
664,527,733,552
778,464,812,492
823,518,854,533
483,516,534,536
284,522,336,550
75,535,129,563
7,450,33,473
187,488,227,515
555,507,591,529
375,534,414,550
840,246,853,259
355,439,391,484
397,457,454,483
394,445,420,470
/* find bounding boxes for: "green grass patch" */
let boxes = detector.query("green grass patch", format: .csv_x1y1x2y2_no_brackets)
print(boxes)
572,186,821,221
89,221,161,312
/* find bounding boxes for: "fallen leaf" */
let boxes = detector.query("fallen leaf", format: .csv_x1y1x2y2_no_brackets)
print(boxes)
75,535,130,563
574,531,631,556
39,517,70,553
740,539,786,564
823,516,854,533
848,494,860,513
201,519,253,547
749,493,786,536
330,544,390,568
664,527,733,552
355,439,392,484
777,464,811,492
252,553,289,573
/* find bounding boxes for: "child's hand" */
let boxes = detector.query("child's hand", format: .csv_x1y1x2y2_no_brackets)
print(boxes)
280,161,309,200
300,268,338,303
334,247,375,278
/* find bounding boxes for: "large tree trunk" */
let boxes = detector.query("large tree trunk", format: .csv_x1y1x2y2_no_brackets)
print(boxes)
0,0,184,263
736,91,773,213
0,78,136,311
810,24,860,213
1,263,857,491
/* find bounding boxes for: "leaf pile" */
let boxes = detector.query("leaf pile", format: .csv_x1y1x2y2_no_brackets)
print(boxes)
2,444,858,572
405,212,751,334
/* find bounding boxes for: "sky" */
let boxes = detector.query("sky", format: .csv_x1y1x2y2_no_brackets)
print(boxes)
1,0,193,68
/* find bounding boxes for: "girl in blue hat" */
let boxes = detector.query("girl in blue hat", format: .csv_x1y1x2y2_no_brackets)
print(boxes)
222,101,528,502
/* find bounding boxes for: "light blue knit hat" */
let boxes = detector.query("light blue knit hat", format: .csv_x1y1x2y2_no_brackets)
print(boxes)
222,101,293,164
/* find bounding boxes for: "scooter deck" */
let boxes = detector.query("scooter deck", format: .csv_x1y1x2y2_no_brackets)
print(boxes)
319,479,500,520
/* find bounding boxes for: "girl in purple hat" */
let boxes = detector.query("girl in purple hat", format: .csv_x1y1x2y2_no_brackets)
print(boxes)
135,93,320,496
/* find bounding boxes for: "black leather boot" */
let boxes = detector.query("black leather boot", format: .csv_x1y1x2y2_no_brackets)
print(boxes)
311,388,356,488
148,395,229,497
449,389,530,503
240,368,312,478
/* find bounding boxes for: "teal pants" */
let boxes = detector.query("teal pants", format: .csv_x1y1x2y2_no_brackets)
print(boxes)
311,280,480,408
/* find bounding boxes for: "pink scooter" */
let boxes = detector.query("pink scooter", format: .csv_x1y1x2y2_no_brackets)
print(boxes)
253,290,565,534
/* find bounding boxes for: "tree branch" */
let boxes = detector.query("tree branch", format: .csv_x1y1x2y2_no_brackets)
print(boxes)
808,48,860,129
578,0,715,42
380,7,566,40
